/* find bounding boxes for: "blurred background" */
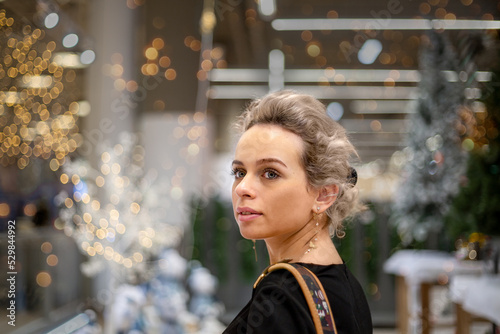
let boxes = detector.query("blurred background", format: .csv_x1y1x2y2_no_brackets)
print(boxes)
0,0,499,333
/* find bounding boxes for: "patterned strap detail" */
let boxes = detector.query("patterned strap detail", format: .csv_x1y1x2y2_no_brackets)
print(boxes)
254,262,337,334
289,264,337,334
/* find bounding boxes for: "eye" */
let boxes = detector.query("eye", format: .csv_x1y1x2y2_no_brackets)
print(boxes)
231,168,246,179
263,169,280,179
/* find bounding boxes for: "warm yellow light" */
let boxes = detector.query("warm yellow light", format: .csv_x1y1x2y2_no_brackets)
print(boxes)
178,114,190,126
0,203,10,217
111,64,124,77
201,59,213,71
193,111,205,123
130,202,140,214
47,254,58,266
83,212,92,223
126,81,138,92
91,200,100,211
159,56,171,68
187,143,200,156
110,209,119,220
133,252,143,262
145,47,158,60
41,242,53,254
152,38,164,50
306,43,321,57
190,40,201,51
101,152,111,163
98,219,108,229
114,79,126,91
101,164,110,175
96,229,106,239
96,176,105,187
146,63,159,75
165,68,176,80
23,203,37,216
140,237,153,248
87,247,96,256
71,174,80,185
104,246,114,259
54,218,64,230
116,223,126,234
94,242,103,254
86,224,96,233
111,163,121,174
81,193,90,204
64,197,73,208
36,271,52,287
113,253,123,263
123,258,133,268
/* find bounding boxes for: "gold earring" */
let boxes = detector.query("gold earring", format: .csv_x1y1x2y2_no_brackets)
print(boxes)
305,210,321,255
252,239,258,262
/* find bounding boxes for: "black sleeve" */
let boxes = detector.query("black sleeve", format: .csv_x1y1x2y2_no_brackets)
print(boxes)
227,269,316,334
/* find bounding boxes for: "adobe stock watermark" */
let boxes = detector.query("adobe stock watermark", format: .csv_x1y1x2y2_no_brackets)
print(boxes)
341,0,405,63
230,270,301,333
6,220,17,327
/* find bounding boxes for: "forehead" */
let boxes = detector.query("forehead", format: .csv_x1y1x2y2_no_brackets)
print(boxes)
235,124,304,161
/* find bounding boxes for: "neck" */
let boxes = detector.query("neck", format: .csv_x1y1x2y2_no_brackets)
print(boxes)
265,218,342,265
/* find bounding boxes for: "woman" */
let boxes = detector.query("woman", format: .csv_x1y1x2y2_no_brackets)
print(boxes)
223,90,372,334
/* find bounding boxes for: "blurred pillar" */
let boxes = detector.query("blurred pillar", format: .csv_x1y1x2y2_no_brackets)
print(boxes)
83,0,138,166
83,2,139,333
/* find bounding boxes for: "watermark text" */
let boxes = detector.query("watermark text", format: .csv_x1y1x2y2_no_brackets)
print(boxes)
6,220,17,327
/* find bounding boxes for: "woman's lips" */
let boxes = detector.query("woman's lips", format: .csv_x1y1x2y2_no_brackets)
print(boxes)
236,207,262,222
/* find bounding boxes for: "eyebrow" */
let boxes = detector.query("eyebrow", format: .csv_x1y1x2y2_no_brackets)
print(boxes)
232,158,288,168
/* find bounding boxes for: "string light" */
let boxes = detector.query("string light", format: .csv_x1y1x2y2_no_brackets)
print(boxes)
57,133,191,280
0,10,80,169
140,37,176,79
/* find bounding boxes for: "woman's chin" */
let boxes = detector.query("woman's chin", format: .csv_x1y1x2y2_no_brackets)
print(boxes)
238,228,261,241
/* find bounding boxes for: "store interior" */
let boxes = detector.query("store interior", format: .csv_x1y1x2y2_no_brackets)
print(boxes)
0,0,499,333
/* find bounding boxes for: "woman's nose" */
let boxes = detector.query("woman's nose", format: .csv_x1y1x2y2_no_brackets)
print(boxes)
234,175,256,198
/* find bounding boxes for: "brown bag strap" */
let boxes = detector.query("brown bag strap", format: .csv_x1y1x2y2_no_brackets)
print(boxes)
253,262,338,334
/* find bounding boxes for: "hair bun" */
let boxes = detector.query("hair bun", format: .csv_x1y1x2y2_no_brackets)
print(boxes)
348,166,357,186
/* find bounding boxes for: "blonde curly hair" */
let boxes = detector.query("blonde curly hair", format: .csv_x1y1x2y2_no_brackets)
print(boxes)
234,90,362,237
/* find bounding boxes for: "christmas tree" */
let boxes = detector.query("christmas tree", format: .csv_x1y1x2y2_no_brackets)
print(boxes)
445,37,500,239
391,31,480,247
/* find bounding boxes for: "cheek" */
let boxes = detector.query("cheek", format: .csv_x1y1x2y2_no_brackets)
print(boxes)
272,186,312,215
231,187,237,205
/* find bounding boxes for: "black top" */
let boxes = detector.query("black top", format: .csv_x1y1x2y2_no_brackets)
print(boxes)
223,262,372,334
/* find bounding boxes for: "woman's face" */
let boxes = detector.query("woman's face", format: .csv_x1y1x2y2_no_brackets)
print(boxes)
231,124,318,241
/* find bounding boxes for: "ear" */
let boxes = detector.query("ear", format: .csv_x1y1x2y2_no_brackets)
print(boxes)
315,184,339,213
